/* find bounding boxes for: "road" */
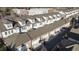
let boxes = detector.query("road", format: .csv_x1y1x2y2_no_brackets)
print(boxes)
34,27,79,51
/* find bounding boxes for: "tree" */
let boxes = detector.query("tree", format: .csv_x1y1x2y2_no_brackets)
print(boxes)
70,18,76,28
0,38,7,51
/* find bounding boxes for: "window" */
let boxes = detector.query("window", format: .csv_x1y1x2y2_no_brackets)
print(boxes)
8,25,10,28
5,32,7,35
11,30,13,33
7,24,12,28
26,20,28,24
8,31,10,34
4,24,13,30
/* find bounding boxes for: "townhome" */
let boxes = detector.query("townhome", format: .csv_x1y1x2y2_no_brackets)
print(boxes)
35,17,45,27
3,19,13,30
20,12,64,30
4,16,31,33
1,9,78,39
2,17,71,51
0,18,16,38
0,8,79,51
32,18,41,29
65,9,79,18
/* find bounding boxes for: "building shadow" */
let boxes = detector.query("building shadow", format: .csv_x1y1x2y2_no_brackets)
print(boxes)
34,29,79,51
69,32,79,41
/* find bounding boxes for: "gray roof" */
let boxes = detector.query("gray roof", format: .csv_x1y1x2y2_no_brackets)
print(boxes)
1,18,11,24
56,8,79,12
3,18,70,48
21,12,58,19
72,44,79,51
4,15,19,22
4,12,59,22
3,33,30,47
27,19,70,40
0,19,6,31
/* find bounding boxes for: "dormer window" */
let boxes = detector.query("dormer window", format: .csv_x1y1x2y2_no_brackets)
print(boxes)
35,18,39,23
52,16,55,19
26,20,31,26
41,17,45,22
48,16,52,19
27,18,35,23
18,21,26,26
36,18,41,22
4,30,14,37
4,23,13,29
21,26,27,33
26,20,28,24
8,24,12,28
5,32,7,35
43,16,47,20
57,14,61,18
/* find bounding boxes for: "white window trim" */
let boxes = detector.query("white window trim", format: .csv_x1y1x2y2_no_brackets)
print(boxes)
4,23,13,29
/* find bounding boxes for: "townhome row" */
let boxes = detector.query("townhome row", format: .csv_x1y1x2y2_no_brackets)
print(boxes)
0,12,63,38
0,9,79,51
3,18,71,51
1,9,79,38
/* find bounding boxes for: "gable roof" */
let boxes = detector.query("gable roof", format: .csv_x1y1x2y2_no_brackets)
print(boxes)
3,18,70,48
3,33,30,47
3,17,70,48
27,19,70,40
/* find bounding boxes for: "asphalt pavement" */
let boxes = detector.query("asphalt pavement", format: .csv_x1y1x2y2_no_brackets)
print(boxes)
34,27,79,51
